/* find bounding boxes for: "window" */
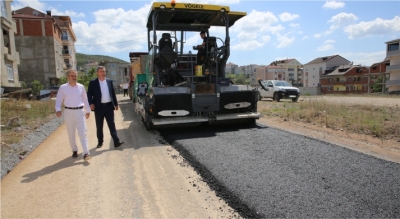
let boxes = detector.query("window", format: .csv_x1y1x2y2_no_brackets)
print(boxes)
62,31,68,40
0,0,7,18
388,43,399,51
111,63,115,68
111,71,116,75
7,64,14,80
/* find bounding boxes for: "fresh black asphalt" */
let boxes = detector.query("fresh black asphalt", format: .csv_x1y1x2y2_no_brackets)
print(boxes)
160,122,400,218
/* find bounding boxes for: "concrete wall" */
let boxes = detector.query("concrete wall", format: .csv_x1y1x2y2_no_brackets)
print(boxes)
298,86,321,96
15,36,62,88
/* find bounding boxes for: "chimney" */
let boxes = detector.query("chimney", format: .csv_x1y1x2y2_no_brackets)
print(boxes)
46,10,51,16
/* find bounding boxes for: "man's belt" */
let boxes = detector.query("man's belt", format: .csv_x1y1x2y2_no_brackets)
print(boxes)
65,106,83,110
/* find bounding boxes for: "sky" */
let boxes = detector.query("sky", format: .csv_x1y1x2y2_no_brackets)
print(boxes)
11,0,400,67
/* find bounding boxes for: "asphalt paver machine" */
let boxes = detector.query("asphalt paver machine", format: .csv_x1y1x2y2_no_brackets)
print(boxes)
134,1,260,129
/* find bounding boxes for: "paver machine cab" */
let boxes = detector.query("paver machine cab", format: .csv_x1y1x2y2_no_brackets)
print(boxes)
134,1,260,129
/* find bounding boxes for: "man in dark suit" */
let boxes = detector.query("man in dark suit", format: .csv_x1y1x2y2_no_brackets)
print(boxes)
87,66,124,148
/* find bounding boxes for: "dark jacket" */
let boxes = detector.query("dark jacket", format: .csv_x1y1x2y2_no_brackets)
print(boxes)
87,78,118,110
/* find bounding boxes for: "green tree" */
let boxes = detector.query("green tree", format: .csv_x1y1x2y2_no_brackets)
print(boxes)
59,76,68,84
77,67,97,89
372,76,383,93
31,80,43,95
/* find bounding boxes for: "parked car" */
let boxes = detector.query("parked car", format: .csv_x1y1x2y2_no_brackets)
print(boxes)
257,80,300,102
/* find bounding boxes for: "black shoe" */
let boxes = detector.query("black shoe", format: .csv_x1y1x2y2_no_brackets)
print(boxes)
97,142,103,148
83,154,91,161
72,151,78,158
114,141,125,148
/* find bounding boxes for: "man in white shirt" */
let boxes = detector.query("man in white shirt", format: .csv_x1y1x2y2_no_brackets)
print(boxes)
122,82,129,97
55,69,92,160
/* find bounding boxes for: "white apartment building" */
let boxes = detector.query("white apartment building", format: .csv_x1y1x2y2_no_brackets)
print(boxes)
303,55,350,87
270,59,303,86
385,38,400,93
1,0,21,88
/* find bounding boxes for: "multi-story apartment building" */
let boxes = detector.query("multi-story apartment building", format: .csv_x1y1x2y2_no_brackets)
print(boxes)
303,55,350,87
53,14,77,71
13,9,64,88
1,0,21,88
366,60,390,94
12,7,76,88
225,62,239,75
270,58,303,86
385,38,400,94
84,60,99,74
99,60,130,93
252,65,285,86
320,64,369,94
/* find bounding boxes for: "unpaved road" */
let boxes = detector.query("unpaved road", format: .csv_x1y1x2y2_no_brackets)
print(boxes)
1,96,239,218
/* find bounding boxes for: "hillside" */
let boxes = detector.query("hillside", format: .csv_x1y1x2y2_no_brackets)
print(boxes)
76,53,129,68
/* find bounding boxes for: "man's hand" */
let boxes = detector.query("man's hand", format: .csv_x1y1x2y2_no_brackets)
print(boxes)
85,113,90,119
90,104,95,111
115,106,119,111
56,111,61,118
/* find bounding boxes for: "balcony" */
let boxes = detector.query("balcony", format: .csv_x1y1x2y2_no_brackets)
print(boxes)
61,36,69,41
386,49,400,58
386,64,400,71
62,49,70,56
386,79,400,86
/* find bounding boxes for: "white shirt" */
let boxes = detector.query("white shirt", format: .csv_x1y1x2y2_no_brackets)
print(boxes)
122,83,129,89
99,78,112,103
55,83,91,113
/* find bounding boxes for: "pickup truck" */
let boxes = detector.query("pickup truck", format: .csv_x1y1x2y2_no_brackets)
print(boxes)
257,80,300,102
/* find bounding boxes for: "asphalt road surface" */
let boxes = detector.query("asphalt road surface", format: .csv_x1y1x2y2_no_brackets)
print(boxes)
2,95,399,218
160,123,400,218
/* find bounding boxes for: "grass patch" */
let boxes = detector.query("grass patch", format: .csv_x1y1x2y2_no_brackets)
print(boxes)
1,99,56,145
258,98,400,140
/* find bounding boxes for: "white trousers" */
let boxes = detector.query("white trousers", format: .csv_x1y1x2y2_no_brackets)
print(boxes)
64,109,89,156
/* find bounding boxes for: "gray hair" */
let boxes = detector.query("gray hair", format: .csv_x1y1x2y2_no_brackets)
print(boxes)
66,69,77,76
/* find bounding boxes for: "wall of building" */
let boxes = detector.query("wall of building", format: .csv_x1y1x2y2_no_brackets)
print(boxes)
14,17,64,88
1,0,21,88
304,63,324,87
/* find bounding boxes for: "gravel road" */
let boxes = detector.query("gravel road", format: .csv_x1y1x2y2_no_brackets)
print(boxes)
160,123,400,218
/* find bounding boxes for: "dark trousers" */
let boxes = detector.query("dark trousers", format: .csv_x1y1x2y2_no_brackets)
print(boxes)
197,49,206,65
123,89,128,96
94,102,119,144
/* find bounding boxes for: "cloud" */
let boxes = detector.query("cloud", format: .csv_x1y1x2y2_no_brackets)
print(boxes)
290,23,300,28
317,39,336,51
324,39,336,44
73,4,151,53
322,1,345,9
313,12,357,37
231,10,282,50
51,9,85,17
232,33,271,51
344,16,400,39
314,33,322,38
276,35,295,48
279,12,299,22
11,0,46,11
328,12,358,30
341,51,386,66
302,36,309,40
317,44,334,51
